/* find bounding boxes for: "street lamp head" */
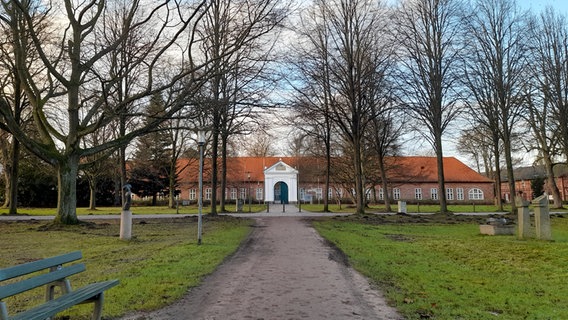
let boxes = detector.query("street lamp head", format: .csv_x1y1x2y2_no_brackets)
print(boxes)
197,129,206,145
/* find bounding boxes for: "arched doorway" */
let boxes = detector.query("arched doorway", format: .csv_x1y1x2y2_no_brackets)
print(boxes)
263,159,298,203
274,182,289,204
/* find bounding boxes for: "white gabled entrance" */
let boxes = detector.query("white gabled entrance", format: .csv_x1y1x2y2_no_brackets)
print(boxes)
264,159,298,203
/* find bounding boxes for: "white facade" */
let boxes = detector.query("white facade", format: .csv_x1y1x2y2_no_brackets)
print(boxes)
264,159,298,203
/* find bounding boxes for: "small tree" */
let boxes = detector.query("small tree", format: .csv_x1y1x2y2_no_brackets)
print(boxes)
128,94,172,206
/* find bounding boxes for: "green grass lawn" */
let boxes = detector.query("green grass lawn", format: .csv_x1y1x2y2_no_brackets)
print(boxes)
313,215,568,319
0,204,268,216
302,203,568,214
0,216,251,319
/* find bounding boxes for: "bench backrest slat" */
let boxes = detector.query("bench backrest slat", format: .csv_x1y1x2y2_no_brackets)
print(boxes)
0,263,86,300
0,251,82,281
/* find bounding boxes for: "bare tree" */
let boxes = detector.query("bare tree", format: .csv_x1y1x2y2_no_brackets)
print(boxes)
462,0,529,211
99,0,151,208
291,0,394,214
525,91,563,207
457,125,506,208
80,129,117,210
242,132,276,157
195,0,287,214
395,0,463,214
0,0,45,214
457,127,495,176
287,1,337,212
164,109,195,208
526,7,568,209
0,1,231,224
533,8,568,163
366,108,404,212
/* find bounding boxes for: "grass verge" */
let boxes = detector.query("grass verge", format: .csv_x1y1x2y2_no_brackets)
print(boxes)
300,203,511,213
301,203,568,213
313,214,568,319
0,204,267,216
0,216,251,319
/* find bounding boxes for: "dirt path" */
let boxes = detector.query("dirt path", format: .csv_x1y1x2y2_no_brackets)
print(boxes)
121,216,402,320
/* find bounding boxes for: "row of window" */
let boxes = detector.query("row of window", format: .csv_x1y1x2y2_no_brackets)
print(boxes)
379,187,484,201
187,187,485,201
189,188,264,201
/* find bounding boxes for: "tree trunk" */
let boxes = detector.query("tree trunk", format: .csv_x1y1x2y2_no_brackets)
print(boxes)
88,178,96,210
377,153,392,212
435,133,448,214
503,136,517,213
9,140,19,214
3,136,19,215
54,156,80,225
354,139,365,215
119,117,128,207
492,136,503,211
168,160,176,209
323,139,331,212
210,129,218,216
220,135,228,212
543,153,563,209
2,164,8,208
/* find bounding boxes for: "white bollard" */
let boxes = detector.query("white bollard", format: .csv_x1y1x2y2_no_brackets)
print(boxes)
120,210,132,240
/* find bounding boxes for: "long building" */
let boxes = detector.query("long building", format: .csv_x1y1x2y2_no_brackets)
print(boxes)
175,156,495,205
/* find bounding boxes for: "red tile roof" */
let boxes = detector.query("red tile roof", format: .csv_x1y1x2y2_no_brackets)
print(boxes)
177,157,301,183
176,156,491,184
386,156,492,183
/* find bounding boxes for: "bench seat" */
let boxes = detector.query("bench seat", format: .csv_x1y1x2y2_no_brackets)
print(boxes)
8,280,119,320
0,251,119,320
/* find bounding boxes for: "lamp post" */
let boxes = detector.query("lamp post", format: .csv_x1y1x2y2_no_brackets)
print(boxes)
298,172,301,213
197,130,205,245
247,172,251,213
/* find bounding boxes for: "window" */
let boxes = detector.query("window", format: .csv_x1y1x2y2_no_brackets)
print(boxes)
393,188,401,200
230,188,237,200
205,188,212,200
415,188,422,200
240,188,246,199
328,188,333,199
378,188,384,200
300,188,305,201
256,188,263,200
189,189,196,200
468,188,484,200
446,188,454,201
457,188,464,201
430,188,438,200
316,188,323,200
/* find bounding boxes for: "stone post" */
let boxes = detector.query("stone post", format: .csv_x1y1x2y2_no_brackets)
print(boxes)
120,210,132,240
120,184,133,240
515,196,531,239
398,201,407,214
532,195,552,240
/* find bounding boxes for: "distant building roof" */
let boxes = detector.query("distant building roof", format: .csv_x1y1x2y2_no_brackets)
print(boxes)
500,164,568,182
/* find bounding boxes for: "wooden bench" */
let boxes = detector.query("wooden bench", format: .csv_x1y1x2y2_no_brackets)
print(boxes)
0,251,119,320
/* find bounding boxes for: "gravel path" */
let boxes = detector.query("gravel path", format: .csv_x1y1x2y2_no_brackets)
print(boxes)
121,215,402,320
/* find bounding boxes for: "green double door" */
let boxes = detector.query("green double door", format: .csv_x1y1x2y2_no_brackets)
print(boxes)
275,182,289,204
